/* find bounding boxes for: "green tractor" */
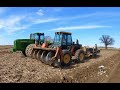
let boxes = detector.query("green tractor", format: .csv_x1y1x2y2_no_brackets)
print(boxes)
12,33,45,56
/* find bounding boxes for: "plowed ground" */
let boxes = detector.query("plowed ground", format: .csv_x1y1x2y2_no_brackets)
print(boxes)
0,45,120,83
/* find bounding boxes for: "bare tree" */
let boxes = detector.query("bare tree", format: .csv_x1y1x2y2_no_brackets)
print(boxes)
99,35,115,49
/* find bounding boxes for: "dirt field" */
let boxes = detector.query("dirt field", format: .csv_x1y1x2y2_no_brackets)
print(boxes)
0,45,120,83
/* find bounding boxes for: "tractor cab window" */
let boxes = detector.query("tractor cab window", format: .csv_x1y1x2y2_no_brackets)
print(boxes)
54,34,61,46
35,34,39,41
67,34,72,45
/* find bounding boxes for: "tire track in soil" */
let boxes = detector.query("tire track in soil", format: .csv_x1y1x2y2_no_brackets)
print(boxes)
102,51,120,83
105,61,120,83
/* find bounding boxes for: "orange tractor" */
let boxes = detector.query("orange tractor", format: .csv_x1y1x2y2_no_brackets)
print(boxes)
30,31,100,67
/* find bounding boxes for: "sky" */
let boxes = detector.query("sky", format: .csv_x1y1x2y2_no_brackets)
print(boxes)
0,7,120,48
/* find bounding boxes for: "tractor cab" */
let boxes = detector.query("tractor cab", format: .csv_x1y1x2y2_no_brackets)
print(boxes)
53,32,72,49
53,31,82,50
30,33,44,45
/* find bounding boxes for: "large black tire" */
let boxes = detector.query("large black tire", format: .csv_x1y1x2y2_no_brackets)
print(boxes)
60,50,72,67
45,52,55,65
92,53,97,58
75,49,85,63
25,44,35,57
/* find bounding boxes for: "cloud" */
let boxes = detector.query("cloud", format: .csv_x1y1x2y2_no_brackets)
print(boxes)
36,9,44,16
32,18,59,24
0,15,29,34
49,25,112,31
0,20,4,29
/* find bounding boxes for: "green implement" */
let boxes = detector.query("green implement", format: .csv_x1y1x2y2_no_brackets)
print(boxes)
12,39,35,54
12,33,45,56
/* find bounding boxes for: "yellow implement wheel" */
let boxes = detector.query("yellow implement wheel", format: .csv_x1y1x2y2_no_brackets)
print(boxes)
75,49,85,63
63,54,71,64
79,53,84,61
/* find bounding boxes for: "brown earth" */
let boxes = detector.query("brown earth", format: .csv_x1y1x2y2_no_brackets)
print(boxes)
0,45,120,83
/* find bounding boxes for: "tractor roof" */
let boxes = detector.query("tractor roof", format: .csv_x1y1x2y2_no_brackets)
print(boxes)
55,31,71,35
33,33,44,35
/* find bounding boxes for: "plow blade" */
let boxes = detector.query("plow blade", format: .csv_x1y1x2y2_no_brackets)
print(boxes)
32,47,59,66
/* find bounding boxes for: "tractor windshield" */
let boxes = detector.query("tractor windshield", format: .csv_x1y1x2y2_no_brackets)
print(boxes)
40,34,44,42
35,34,39,41
54,34,62,46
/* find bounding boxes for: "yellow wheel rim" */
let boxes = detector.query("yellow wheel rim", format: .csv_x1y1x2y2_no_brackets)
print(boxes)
79,53,84,60
63,54,70,64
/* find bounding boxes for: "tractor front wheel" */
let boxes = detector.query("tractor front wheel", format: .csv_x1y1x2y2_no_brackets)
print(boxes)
25,44,35,57
61,50,72,67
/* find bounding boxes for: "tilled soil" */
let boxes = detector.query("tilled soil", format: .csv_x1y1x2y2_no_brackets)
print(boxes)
105,61,120,83
0,46,120,83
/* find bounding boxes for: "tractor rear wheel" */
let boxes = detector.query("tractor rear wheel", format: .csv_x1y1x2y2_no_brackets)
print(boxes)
61,50,72,67
75,49,85,63
25,44,35,57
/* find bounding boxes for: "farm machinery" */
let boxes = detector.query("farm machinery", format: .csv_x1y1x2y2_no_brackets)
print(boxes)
29,31,100,67
12,33,45,56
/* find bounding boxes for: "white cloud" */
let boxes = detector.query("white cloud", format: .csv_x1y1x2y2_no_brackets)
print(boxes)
36,9,44,16
0,15,28,34
49,25,112,31
0,20,4,29
32,18,59,24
